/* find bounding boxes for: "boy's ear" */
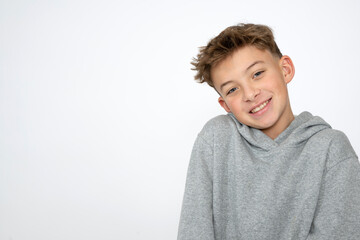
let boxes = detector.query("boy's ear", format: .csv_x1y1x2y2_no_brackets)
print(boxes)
279,55,295,84
218,96,231,113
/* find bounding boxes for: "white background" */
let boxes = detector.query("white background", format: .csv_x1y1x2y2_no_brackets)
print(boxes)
1,0,360,239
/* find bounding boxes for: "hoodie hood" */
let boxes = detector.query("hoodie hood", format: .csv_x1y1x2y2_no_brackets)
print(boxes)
228,111,331,151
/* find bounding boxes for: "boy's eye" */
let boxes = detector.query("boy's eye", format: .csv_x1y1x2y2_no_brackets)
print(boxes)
253,71,264,78
227,87,237,95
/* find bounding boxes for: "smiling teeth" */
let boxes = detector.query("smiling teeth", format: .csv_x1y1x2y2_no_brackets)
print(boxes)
251,100,269,113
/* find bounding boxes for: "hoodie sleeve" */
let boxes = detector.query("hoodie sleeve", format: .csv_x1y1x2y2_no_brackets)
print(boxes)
177,135,215,240
307,133,360,240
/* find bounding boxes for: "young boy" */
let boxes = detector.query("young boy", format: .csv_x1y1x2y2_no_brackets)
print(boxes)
178,23,360,240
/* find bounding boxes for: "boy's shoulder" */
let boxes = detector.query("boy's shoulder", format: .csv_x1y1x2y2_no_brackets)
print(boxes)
311,125,353,152
294,116,358,169
316,128,358,169
202,114,235,130
198,114,237,138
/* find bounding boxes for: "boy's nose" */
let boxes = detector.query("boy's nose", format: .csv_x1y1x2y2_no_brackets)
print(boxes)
242,86,260,102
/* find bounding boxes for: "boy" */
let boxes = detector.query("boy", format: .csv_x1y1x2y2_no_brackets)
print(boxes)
178,23,360,239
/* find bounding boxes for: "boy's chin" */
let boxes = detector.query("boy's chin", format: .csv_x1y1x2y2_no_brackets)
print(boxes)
235,114,276,130
249,123,274,130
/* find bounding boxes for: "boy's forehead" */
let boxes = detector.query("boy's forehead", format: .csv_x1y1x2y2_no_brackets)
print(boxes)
211,46,273,76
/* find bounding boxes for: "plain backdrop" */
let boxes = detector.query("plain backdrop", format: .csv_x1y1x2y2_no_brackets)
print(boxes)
1,0,360,239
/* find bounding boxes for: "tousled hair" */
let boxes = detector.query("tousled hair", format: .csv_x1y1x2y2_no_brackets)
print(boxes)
191,23,282,88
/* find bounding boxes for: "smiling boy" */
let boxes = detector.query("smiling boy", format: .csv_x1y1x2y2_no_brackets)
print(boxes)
178,24,360,239
214,45,294,140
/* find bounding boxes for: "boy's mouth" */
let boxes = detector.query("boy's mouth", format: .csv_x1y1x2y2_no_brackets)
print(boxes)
250,98,271,114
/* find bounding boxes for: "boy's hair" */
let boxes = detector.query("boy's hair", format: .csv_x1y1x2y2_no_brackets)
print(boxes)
191,23,283,88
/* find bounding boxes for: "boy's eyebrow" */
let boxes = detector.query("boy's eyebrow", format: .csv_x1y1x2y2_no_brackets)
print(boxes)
246,60,264,72
220,80,235,92
219,61,265,92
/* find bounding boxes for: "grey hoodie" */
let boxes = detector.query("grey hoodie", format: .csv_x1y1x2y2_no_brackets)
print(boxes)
178,112,360,240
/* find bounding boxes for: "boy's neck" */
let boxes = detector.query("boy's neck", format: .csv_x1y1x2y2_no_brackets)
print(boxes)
261,109,295,140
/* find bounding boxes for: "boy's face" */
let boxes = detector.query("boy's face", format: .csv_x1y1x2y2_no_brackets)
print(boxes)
211,46,295,139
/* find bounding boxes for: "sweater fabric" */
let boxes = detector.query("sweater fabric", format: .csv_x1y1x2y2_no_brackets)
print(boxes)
178,112,360,240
